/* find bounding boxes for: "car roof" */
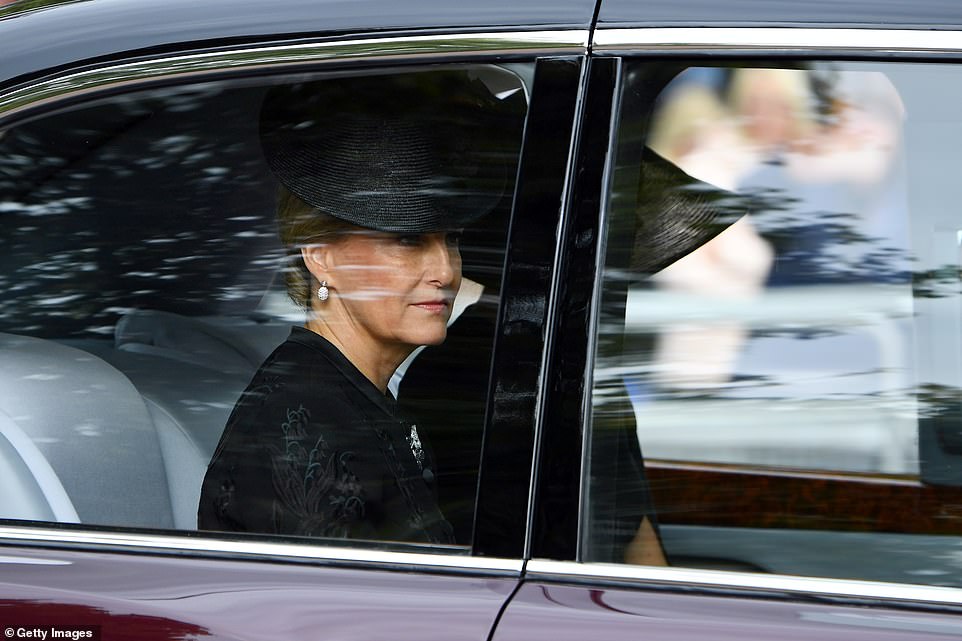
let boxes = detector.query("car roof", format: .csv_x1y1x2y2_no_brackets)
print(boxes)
3,0,962,92
597,0,962,30
0,0,596,89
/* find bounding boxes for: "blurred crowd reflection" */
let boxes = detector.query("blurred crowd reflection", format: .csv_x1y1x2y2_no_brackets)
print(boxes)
645,66,908,392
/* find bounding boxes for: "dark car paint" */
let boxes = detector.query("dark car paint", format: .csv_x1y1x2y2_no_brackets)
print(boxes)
0,0,595,91
0,545,517,640
495,582,962,641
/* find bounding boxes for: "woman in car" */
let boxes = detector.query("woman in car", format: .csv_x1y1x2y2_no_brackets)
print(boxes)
197,70,522,543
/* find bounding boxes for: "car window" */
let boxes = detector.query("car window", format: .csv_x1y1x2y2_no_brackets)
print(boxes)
585,60,962,586
0,62,530,551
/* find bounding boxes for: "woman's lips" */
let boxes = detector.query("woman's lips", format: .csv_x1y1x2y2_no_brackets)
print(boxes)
412,300,450,314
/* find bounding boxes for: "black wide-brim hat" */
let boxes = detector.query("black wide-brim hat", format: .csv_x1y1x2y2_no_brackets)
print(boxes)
632,147,749,273
259,69,526,233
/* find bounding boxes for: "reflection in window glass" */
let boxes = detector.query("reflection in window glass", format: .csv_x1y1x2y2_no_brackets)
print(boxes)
587,61,962,587
638,66,913,474
0,63,530,550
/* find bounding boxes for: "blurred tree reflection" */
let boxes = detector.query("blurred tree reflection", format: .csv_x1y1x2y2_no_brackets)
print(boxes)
0,84,284,337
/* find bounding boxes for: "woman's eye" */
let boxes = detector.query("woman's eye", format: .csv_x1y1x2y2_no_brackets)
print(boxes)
397,234,424,247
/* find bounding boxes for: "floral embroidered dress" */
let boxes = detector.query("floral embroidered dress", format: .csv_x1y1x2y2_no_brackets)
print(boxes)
198,326,454,544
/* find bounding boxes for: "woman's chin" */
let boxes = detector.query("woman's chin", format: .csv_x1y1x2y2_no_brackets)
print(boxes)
415,329,448,347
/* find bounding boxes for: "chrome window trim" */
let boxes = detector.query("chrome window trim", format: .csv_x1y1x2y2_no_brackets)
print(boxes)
0,29,587,122
527,560,962,606
593,27,962,54
0,526,523,573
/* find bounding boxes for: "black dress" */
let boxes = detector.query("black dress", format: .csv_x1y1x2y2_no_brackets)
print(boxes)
198,326,454,544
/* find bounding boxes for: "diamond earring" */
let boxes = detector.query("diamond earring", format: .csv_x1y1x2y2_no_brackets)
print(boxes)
317,281,330,302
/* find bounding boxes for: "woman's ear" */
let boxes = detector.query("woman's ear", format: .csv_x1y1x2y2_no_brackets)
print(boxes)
301,243,333,286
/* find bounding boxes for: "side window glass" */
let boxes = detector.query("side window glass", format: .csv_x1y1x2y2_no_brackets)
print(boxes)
0,63,530,550
587,61,962,586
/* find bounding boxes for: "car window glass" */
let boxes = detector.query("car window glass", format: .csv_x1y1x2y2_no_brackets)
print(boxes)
586,60,962,587
0,62,530,551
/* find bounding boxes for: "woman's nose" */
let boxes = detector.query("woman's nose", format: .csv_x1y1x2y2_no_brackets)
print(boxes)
426,234,458,286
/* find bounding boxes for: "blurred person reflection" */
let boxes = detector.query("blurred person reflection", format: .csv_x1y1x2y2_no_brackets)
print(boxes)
642,68,907,391
645,71,774,391
735,69,908,286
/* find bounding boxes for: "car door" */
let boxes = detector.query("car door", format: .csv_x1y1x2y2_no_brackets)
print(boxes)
0,5,588,638
493,19,962,641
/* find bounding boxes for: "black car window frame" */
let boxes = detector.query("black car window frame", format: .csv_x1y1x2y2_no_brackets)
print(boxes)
0,30,587,571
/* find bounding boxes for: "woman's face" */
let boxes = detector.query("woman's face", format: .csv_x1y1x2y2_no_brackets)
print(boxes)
317,230,462,352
